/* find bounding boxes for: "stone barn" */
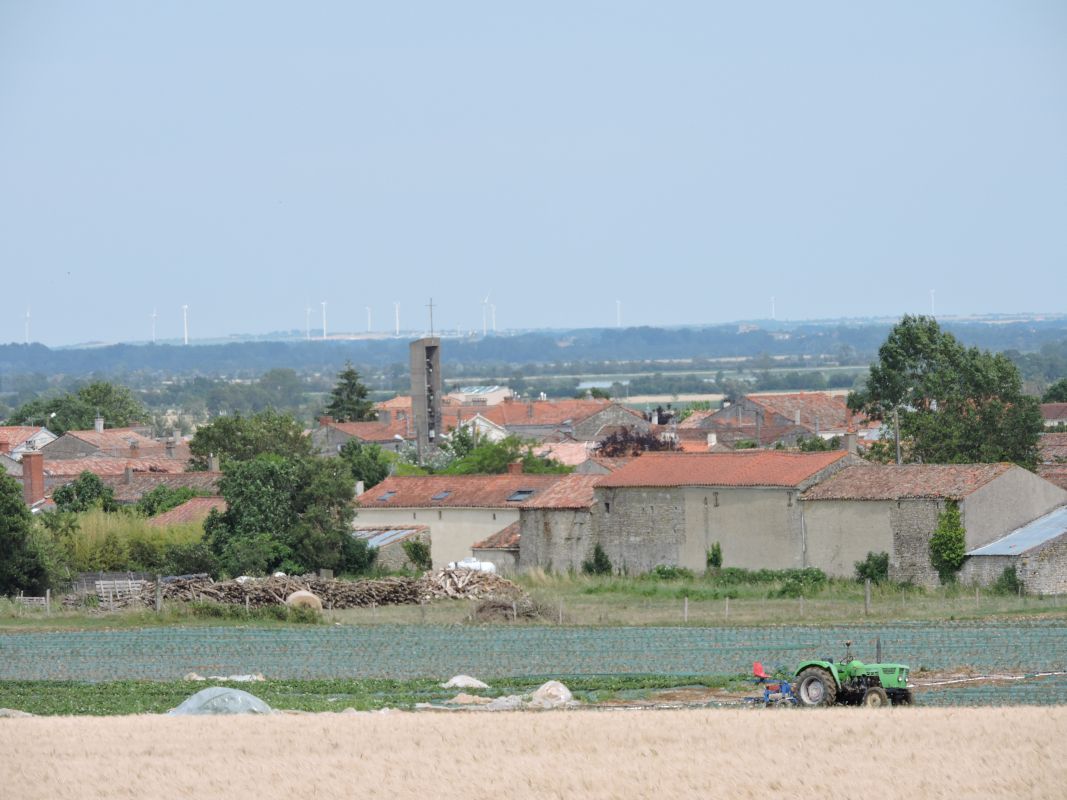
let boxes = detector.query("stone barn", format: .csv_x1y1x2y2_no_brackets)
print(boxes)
516,474,601,573
593,450,852,574
800,464,1067,586
960,506,1067,595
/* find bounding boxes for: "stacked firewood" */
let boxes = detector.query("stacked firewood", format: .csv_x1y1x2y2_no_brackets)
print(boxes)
134,569,525,610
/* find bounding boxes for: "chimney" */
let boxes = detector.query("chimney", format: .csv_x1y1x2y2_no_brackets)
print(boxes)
318,416,334,427
794,410,801,426
355,480,365,497
0,439,10,455
22,452,44,506
845,432,858,456
124,463,134,484
94,416,105,433
379,410,392,425
208,453,220,472
706,432,718,449
503,395,514,404
507,460,524,475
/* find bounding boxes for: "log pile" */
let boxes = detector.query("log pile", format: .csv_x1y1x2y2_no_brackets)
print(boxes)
133,569,525,610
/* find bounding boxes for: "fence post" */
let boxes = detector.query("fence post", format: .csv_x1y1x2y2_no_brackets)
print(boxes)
725,596,729,621
975,586,980,609
558,598,563,626
45,589,51,616
875,635,882,662
799,595,804,618
155,575,163,613
683,596,688,623
864,579,871,616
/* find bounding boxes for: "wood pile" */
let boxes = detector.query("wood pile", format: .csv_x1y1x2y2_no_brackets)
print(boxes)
132,568,525,610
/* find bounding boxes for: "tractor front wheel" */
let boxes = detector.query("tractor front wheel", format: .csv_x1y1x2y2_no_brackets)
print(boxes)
795,668,837,707
861,686,889,708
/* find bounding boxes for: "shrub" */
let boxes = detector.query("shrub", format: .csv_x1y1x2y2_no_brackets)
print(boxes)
649,565,694,581
854,551,890,584
162,541,219,577
401,539,432,572
930,502,966,584
582,543,613,575
339,535,378,575
992,566,1023,596
706,542,722,570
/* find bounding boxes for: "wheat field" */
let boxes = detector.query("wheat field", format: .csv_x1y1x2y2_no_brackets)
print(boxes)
2,707,1064,799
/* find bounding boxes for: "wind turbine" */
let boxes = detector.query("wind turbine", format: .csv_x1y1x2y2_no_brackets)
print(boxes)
305,305,311,341
321,301,327,340
151,308,157,343
24,307,30,344
930,289,936,317
616,299,621,328
394,302,400,336
771,296,776,320
482,290,492,337
182,305,189,345
491,302,496,333
365,306,372,332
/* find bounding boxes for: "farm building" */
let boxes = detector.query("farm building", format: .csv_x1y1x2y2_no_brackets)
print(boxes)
351,526,429,570
471,522,521,574
960,506,1067,595
593,450,852,573
800,464,1067,586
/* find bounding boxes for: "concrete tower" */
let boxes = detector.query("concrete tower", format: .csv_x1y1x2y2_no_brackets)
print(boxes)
410,336,441,463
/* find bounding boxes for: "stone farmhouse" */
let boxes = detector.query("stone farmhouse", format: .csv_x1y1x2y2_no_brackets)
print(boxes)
960,506,1067,595
800,463,1067,587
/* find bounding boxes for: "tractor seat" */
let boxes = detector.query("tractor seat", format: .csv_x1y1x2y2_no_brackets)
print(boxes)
753,661,772,681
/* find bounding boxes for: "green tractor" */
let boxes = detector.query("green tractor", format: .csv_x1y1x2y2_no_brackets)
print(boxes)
793,641,912,708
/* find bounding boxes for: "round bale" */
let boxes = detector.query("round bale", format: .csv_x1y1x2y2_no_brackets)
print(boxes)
285,590,323,610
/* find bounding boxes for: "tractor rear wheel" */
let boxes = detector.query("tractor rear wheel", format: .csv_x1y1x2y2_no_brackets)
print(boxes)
795,667,837,707
861,686,889,708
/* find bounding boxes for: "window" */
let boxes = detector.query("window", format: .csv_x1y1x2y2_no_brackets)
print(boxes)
431,491,452,501
507,489,536,502
604,501,611,514
377,491,397,502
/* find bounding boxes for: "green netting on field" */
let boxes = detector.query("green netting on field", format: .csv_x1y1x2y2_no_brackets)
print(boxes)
2,622,1065,691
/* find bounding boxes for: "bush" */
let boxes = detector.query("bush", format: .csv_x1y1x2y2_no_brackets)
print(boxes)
161,541,219,577
340,535,378,575
582,543,613,575
992,566,1023,596
649,565,694,581
854,551,890,584
714,567,827,587
401,539,432,572
706,542,722,570
930,502,966,584
189,600,322,624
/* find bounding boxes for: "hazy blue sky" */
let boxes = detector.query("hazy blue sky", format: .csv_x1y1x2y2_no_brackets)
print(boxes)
2,1,1065,345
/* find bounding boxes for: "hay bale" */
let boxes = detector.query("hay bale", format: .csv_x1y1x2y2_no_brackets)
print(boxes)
441,675,489,689
285,590,323,610
529,681,574,709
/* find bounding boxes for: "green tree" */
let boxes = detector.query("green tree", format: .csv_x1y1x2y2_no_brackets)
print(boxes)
53,472,117,513
135,485,200,517
323,362,376,423
849,315,1043,468
188,410,313,470
204,455,357,577
338,440,390,488
442,436,570,475
0,473,54,595
401,538,432,571
6,381,147,435
582,543,613,575
929,502,967,584
1043,378,1067,403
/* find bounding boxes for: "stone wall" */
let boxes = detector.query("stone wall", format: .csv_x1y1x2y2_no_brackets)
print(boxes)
1018,533,1067,595
800,499,895,578
959,554,1015,588
683,487,804,571
374,531,430,571
595,487,686,574
518,508,595,573
889,498,944,588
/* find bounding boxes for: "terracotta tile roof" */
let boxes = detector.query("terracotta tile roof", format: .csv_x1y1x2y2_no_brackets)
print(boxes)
101,471,222,503
477,399,619,428
377,396,413,410
519,474,600,509
1042,403,1067,423
746,392,851,432
146,496,227,527
597,450,848,489
678,410,716,429
62,427,161,452
472,521,521,550
588,456,634,472
801,463,1014,501
1039,433,1067,465
359,474,566,508
329,419,411,442
533,441,596,467
43,456,188,477
1037,465,1067,491
0,426,47,448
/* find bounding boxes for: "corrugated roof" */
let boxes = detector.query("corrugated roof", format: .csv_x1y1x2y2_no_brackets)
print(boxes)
597,450,848,488
352,526,429,548
802,463,1013,501
359,474,566,508
146,497,227,527
472,521,521,550
967,506,1067,556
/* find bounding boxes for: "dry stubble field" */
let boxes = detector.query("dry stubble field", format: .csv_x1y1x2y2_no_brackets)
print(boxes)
3,707,1065,800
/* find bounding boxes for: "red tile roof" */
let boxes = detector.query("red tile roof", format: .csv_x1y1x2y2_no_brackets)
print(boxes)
146,497,227,527
478,399,622,428
677,410,716,429
359,474,566,508
472,521,521,550
0,426,47,449
533,441,596,466
43,456,188,477
62,427,161,452
801,463,1013,501
1042,403,1067,423
1039,433,1067,465
101,471,222,503
746,392,851,432
1037,465,1067,492
329,419,411,442
519,474,601,509
596,450,848,488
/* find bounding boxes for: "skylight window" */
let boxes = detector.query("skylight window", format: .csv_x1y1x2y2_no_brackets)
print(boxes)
507,489,536,502
377,491,397,502
431,491,452,501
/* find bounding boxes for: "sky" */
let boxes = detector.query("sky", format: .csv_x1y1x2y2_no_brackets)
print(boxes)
1,1,1065,346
